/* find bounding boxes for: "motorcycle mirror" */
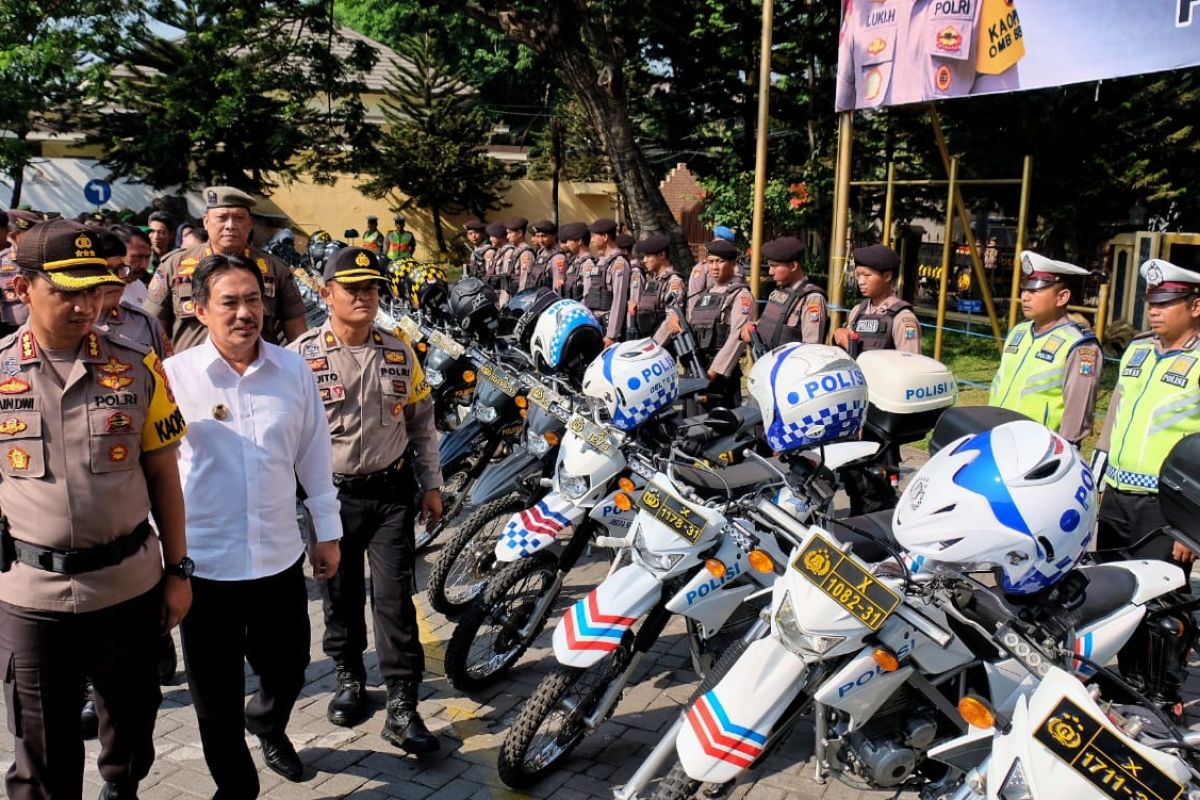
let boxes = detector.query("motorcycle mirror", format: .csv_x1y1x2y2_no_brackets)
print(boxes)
704,407,740,436
343,228,360,239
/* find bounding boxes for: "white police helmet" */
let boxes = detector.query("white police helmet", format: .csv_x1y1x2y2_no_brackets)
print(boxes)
582,339,679,431
747,344,868,452
529,299,604,373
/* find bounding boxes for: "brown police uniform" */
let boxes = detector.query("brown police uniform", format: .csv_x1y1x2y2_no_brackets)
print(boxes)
846,294,921,353
99,301,174,359
689,279,753,407
524,244,564,293
584,252,632,340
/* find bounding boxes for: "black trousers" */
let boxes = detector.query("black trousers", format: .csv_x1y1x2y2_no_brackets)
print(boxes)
1096,488,1188,569
321,467,424,686
181,558,309,799
0,587,162,799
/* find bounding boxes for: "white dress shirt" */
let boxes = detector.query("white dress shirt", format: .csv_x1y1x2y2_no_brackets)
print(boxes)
122,279,149,308
164,338,341,581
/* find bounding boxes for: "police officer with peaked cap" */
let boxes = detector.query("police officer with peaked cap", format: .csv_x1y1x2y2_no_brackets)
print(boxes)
463,219,491,280
0,211,54,338
834,244,921,354
585,218,632,344
558,222,593,298
628,233,685,342
835,0,1024,111
0,219,191,799
742,236,828,348
988,251,1102,445
288,247,442,754
525,220,565,292
144,186,307,351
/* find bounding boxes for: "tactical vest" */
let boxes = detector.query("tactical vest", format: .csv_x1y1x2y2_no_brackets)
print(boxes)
691,282,748,360
583,253,625,314
468,244,494,280
1105,333,1200,493
757,281,827,348
488,244,514,292
988,319,1095,432
634,267,680,338
850,299,914,351
385,231,415,261
527,246,560,290
502,243,535,295
563,254,591,301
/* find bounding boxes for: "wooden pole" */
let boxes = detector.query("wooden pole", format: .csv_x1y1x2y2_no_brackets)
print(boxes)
882,162,896,248
748,0,774,304
828,112,854,335
934,158,958,361
1010,155,1034,329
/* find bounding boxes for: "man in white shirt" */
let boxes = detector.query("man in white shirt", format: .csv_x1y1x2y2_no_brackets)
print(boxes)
164,253,341,796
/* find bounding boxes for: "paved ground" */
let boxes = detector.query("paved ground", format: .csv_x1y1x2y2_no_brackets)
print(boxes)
3,444,1196,799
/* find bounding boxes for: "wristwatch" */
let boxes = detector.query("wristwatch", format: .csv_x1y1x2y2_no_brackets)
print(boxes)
165,556,194,579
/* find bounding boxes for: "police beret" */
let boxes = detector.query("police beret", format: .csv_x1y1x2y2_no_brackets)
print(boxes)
615,233,636,250
203,186,256,209
762,236,805,263
588,218,618,236
1019,251,1089,290
505,216,528,231
323,246,387,285
486,221,507,238
636,233,671,256
713,225,736,243
532,219,557,235
706,239,738,261
559,222,589,242
14,219,123,290
464,219,486,232
1141,258,1200,303
852,244,900,273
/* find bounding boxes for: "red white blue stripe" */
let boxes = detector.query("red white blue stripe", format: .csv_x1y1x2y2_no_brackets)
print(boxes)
1072,631,1096,676
561,590,638,652
685,691,766,768
502,498,574,557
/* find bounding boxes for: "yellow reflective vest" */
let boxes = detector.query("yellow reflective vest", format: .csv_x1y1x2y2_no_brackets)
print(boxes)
989,319,1095,432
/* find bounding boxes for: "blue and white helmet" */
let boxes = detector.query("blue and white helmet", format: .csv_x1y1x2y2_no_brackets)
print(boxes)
529,299,604,373
582,339,679,431
892,421,1097,596
747,344,868,452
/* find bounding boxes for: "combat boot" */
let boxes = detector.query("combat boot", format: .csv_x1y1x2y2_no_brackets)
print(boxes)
326,664,367,727
381,680,439,755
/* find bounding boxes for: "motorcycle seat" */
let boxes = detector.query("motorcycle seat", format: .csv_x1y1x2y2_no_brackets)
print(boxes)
672,459,782,499
1072,565,1139,627
826,510,899,563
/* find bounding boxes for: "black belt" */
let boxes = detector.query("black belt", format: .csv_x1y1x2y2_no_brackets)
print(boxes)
333,458,408,495
11,520,153,575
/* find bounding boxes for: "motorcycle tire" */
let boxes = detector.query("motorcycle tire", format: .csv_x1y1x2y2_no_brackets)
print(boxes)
414,461,474,552
443,552,558,692
498,648,629,788
426,494,526,617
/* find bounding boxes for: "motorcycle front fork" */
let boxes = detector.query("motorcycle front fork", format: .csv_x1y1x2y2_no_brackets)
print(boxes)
514,519,597,641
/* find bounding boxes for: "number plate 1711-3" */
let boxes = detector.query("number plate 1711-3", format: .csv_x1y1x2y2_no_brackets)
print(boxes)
791,533,900,631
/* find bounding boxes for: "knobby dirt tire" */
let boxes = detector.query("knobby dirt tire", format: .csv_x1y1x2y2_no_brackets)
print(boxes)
426,494,524,617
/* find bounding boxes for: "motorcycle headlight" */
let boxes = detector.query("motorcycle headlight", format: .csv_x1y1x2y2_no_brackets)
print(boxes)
632,528,685,573
526,428,552,456
558,466,589,500
774,591,844,656
997,758,1031,800
475,400,498,423
426,367,445,387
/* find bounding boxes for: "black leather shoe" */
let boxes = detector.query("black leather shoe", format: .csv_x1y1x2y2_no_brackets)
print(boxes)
98,781,139,799
157,632,177,685
381,682,439,755
326,666,366,727
257,733,303,782
81,684,99,741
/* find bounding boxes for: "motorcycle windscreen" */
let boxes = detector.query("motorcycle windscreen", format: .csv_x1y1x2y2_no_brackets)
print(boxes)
493,492,585,563
552,563,661,668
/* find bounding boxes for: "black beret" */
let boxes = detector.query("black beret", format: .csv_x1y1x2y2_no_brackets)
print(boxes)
464,219,486,232
323,246,387,284
761,236,805,263
559,222,589,241
636,233,671,256
706,239,738,261
486,221,507,238
615,233,636,250
588,218,617,236
852,244,900,273
366,214,378,222
532,219,557,235
505,216,528,231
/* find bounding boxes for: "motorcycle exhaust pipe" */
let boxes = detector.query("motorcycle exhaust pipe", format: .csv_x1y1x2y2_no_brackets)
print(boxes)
612,714,687,800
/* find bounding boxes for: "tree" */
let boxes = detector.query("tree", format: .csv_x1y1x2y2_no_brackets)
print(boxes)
87,0,378,193
357,34,509,254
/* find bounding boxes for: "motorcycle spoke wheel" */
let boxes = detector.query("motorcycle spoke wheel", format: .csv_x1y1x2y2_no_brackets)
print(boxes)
426,496,524,616
416,468,470,551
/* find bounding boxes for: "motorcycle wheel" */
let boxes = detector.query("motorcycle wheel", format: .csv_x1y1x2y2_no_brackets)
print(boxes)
414,464,472,552
687,595,769,677
443,552,558,692
497,648,629,788
426,494,526,617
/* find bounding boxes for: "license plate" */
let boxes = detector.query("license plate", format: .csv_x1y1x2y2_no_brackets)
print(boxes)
566,413,614,455
396,315,424,342
525,381,571,422
638,481,712,544
477,361,517,397
791,533,900,631
426,329,464,359
1034,696,1183,800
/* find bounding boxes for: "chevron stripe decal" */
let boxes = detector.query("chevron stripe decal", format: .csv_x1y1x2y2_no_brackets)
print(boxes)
685,691,766,768
561,589,638,652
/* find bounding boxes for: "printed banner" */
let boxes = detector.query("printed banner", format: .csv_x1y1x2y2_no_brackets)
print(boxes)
836,0,1200,111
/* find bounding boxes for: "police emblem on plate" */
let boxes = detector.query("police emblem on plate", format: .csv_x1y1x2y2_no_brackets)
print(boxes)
803,547,832,577
1045,712,1084,749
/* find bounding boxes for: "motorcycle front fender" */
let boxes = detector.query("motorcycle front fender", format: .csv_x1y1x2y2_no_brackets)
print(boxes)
493,492,586,563
438,412,487,467
552,563,662,668
676,636,808,784
467,445,549,507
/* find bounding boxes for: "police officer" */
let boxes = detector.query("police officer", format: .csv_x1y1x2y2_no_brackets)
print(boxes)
678,239,753,407
988,251,1101,445
287,247,442,754
834,244,922,354
499,217,536,301
385,215,417,261
558,222,593,299
835,0,1024,111
361,215,385,254
144,186,307,351
585,218,632,345
0,211,50,338
463,219,491,280
0,219,190,799
627,233,685,343
742,236,828,349
484,221,509,290
523,220,565,292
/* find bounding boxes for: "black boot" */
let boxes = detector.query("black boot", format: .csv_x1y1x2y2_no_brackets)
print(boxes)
81,682,99,740
381,681,439,755
158,632,178,685
326,664,367,727
98,781,138,799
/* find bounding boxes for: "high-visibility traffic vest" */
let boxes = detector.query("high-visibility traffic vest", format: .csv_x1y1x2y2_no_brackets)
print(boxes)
989,319,1095,432
386,230,415,261
1105,333,1200,493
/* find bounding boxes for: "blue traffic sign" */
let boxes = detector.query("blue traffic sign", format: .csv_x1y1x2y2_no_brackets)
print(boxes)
957,299,983,313
83,179,112,206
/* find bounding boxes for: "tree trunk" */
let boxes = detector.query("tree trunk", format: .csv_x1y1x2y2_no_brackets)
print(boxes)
431,204,447,255
9,169,24,209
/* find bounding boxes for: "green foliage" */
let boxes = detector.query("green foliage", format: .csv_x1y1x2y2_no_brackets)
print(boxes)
698,172,815,240
87,0,378,193
525,96,612,182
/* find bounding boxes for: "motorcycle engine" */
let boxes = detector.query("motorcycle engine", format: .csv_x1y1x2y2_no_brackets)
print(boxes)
832,693,940,788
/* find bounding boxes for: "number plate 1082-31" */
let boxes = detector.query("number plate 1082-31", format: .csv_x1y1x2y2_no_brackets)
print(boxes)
790,533,900,631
